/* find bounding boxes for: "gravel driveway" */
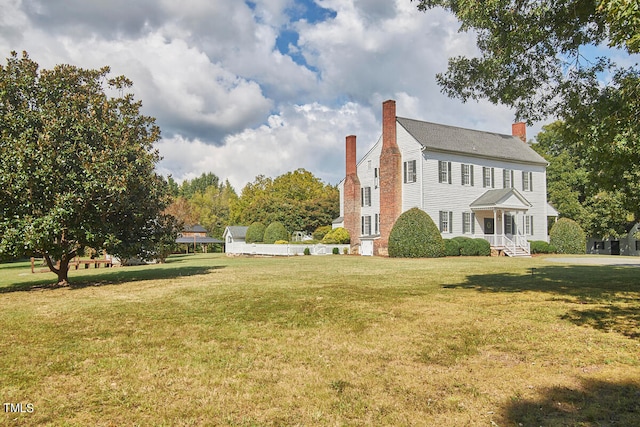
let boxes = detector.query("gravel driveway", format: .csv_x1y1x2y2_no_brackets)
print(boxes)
548,256,640,266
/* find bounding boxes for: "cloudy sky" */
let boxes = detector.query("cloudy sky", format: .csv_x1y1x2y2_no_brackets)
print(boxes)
1,0,540,191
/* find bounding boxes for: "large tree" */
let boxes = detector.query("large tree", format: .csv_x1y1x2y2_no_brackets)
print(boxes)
189,180,237,238
0,52,170,285
415,0,640,222
230,169,339,234
534,121,635,238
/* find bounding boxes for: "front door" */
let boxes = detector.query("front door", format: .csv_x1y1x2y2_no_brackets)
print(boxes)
611,240,620,255
484,218,495,235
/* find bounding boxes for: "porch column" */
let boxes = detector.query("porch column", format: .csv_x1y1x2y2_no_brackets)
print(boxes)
493,208,498,247
493,209,497,235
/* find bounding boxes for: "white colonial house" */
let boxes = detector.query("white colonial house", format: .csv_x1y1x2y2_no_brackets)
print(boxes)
338,100,551,257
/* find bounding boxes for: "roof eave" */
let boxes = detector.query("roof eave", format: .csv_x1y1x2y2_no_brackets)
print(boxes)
422,147,548,166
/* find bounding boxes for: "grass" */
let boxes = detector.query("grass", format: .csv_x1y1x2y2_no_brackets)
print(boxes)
0,254,639,426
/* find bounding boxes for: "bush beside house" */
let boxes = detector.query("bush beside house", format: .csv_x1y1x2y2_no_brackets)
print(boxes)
389,208,445,258
444,237,490,257
550,218,586,254
245,222,266,243
264,222,289,244
322,227,350,244
313,225,332,241
444,239,462,256
529,240,557,254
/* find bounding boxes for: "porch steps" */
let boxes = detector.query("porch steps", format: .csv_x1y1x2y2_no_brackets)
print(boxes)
502,246,531,257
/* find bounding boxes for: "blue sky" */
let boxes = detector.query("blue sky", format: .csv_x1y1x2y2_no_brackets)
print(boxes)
0,0,565,190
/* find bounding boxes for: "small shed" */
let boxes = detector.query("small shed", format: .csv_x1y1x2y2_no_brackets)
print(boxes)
223,226,249,244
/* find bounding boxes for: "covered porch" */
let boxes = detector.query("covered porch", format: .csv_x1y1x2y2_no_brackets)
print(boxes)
470,188,532,257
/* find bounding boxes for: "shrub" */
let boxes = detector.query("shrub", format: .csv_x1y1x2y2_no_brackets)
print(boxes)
473,238,491,256
529,240,557,254
388,208,445,258
274,240,288,245
447,237,490,256
453,236,476,256
550,218,586,254
313,225,332,241
304,247,311,255
343,248,348,255
264,222,289,244
444,239,461,256
332,247,340,255
245,222,266,243
322,227,350,244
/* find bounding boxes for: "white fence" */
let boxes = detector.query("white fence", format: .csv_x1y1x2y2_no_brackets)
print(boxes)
226,242,350,256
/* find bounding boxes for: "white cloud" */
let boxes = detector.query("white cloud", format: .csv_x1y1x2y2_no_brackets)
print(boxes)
157,102,379,191
0,0,546,189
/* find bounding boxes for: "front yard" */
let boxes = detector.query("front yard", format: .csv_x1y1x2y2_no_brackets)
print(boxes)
1,254,638,425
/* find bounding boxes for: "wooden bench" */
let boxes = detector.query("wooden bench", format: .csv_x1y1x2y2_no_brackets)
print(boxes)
31,257,114,273
71,258,113,269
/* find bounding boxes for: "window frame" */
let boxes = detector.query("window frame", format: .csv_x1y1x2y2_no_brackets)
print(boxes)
361,187,371,207
361,215,372,236
522,171,533,191
462,212,475,234
438,161,452,184
483,167,494,188
524,215,533,235
503,169,514,188
461,164,474,186
404,160,417,183
439,210,453,233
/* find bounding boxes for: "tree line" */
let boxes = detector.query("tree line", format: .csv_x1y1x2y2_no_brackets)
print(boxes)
165,168,340,240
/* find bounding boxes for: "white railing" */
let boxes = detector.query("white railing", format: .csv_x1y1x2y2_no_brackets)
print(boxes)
226,242,350,256
479,234,530,256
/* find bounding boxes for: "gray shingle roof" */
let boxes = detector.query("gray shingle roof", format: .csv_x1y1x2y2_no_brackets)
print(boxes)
225,226,248,239
470,188,532,209
183,224,208,233
397,117,548,165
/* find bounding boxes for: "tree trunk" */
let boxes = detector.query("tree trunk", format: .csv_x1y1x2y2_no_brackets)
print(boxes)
44,253,71,286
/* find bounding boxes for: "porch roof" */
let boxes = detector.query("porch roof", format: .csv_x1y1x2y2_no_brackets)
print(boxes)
470,188,532,211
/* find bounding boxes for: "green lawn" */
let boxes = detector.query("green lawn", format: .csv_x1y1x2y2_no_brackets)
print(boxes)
1,254,639,426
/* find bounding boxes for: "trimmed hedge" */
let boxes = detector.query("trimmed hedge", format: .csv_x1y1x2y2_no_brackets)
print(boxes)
550,218,586,254
444,239,462,256
472,238,491,256
322,227,350,244
264,222,289,244
445,237,490,257
529,240,557,254
389,208,445,258
245,222,266,243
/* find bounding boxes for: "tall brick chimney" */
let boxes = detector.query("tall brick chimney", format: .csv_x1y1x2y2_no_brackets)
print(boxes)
512,122,526,142
343,135,361,253
376,100,402,256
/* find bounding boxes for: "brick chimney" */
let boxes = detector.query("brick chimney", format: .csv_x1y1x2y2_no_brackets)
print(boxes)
376,100,402,256
343,135,361,253
512,122,526,142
